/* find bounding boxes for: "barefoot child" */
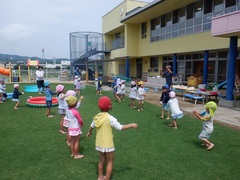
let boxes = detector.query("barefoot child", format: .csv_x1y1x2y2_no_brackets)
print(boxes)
159,85,170,119
56,84,66,134
136,81,146,111
12,84,24,109
65,95,84,159
193,101,217,151
87,96,138,180
167,91,183,129
129,81,137,108
44,81,57,118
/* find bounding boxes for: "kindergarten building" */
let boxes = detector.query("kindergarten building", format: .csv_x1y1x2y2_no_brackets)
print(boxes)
102,0,240,104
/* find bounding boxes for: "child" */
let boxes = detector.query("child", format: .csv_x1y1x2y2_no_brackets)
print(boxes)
12,84,24,109
112,78,117,98
75,78,81,96
159,85,170,119
0,79,6,103
129,81,137,108
114,80,122,102
64,90,84,146
167,91,183,129
74,75,78,91
121,80,126,101
56,84,66,134
97,77,102,95
193,101,217,151
95,78,98,95
65,95,84,159
136,81,146,111
87,96,138,180
44,81,57,118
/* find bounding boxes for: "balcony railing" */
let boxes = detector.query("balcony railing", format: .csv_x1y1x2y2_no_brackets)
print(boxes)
112,36,125,50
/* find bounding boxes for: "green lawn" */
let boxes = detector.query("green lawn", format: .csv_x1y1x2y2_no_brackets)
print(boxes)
0,83,240,180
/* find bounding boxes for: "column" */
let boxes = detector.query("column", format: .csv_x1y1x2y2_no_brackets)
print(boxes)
126,57,129,78
226,36,238,101
173,54,177,76
203,50,209,85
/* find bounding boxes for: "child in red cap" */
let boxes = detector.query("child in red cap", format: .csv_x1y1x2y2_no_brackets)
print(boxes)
87,96,138,180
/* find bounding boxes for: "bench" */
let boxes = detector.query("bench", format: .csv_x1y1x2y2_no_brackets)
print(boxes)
182,94,204,104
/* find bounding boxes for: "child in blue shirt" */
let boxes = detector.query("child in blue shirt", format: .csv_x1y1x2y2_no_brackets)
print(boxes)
159,85,170,119
44,81,57,118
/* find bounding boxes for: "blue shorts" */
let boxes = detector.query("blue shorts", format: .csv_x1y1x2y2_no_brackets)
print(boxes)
162,103,169,111
46,100,52,109
172,112,183,119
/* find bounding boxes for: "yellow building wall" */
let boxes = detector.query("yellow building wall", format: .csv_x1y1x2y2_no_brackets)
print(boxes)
138,31,232,56
102,0,147,34
125,23,139,56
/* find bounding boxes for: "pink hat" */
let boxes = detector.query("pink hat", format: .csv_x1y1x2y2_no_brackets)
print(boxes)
98,96,111,111
65,90,76,97
169,91,176,98
56,85,64,92
131,81,136,85
14,84,20,88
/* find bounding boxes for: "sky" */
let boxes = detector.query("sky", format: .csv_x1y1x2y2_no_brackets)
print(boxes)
0,0,153,59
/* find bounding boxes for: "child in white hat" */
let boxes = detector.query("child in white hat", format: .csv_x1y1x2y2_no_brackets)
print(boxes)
12,84,24,109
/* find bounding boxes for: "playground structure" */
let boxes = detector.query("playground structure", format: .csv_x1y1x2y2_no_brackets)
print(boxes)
69,31,108,81
0,63,21,82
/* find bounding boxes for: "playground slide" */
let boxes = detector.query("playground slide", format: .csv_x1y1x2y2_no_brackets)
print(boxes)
0,67,10,76
217,81,227,89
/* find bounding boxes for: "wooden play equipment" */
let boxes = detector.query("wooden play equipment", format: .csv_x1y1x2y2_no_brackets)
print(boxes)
27,59,39,82
0,63,22,82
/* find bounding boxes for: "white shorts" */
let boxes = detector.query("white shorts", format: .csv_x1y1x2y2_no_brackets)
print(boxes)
12,98,20,102
68,127,82,136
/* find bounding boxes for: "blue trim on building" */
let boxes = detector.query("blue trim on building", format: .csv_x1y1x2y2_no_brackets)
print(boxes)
126,57,130,78
203,50,209,85
173,54,177,76
226,36,238,101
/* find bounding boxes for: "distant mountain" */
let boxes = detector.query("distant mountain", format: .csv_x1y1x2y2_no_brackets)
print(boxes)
0,53,69,64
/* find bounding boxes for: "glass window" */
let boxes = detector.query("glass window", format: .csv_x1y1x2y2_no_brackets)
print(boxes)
178,55,185,60
218,60,227,82
173,9,179,24
187,4,194,19
166,13,172,26
195,1,203,18
186,54,192,60
141,22,147,39
179,7,186,22
150,57,159,72
151,19,155,31
204,0,213,14
115,33,120,39
161,15,166,27
218,51,228,58
214,0,224,13
226,0,236,7
193,54,200,60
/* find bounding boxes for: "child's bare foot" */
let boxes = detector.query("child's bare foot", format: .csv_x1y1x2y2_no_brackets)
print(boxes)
168,124,173,127
166,117,170,120
66,141,71,146
74,154,84,159
48,115,54,118
98,175,106,180
207,143,214,151
14,107,18,110
59,130,66,134
159,116,164,119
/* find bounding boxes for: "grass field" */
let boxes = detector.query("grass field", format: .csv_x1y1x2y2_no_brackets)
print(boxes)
0,83,240,180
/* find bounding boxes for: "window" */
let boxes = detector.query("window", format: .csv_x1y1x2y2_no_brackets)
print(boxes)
226,0,236,7
141,22,147,39
204,0,213,14
151,19,155,31
187,4,194,19
150,57,159,72
173,9,179,24
195,1,203,18
179,7,186,22
214,0,224,13
115,33,120,39
151,18,160,31
166,13,172,26
161,14,166,27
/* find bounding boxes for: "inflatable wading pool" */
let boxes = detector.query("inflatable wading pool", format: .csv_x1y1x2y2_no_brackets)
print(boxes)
6,92,13,98
26,96,58,107
24,85,39,93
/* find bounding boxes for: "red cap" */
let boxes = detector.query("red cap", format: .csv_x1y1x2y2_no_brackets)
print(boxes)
98,96,111,111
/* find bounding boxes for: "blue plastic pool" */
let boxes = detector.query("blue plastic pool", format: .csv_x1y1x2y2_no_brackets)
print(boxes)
24,85,39,92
